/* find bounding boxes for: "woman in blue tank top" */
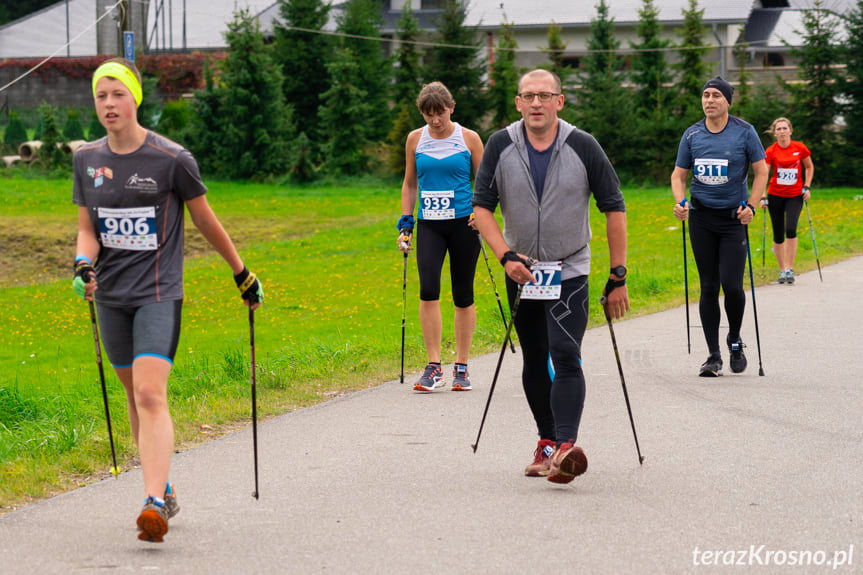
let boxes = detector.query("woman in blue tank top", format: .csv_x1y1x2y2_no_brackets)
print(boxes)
397,82,484,392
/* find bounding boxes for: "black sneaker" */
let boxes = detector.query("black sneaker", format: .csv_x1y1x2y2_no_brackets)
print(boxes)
727,337,748,374
699,354,723,377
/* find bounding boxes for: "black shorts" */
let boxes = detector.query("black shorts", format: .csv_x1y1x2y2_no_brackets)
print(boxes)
96,300,183,368
415,217,480,306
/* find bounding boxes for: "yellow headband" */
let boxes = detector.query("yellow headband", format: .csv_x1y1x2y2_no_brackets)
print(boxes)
92,62,142,107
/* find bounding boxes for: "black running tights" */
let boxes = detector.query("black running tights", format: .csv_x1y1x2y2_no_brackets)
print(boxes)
506,275,588,444
688,209,748,356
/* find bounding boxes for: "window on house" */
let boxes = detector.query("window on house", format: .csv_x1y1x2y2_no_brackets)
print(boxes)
764,52,785,67
421,0,445,9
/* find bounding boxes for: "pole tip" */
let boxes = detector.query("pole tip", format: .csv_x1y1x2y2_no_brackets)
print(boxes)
471,444,478,453
759,368,765,376
252,491,259,500
639,456,645,466
111,466,120,478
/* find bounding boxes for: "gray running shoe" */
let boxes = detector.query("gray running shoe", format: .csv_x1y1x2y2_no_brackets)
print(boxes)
163,483,180,519
778,269,787,284
413,363,444,392
451,364,471,391
785,269,795,284
699,355,723,377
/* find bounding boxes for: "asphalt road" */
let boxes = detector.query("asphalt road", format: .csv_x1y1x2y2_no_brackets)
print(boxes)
2,257,861,574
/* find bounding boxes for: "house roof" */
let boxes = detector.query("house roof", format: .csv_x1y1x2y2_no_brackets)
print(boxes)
0,0,857,59
464,0,757,29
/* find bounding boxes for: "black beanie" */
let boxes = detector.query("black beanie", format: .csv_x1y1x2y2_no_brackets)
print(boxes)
702,76,733,105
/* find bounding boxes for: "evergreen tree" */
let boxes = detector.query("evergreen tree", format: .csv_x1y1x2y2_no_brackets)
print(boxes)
629,0,677,182
3,112,29,153
187,9,295,179
424,0,488,132
541,20,569,89
392,5,423,115
37,102,65,170
841,0,863,183
186,59,225,176
732,35,785,151
62,110,86,142
489,19,520,130
386,101,414,175
386,4,425,175
575,0,632,175
319,47,374,176
273,0,332,143
674,0,710,123
784,0,845,185
629,0,674,115
335,0,391,140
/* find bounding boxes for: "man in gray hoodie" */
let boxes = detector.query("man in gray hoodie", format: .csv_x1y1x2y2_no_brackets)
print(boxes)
472,68,629,484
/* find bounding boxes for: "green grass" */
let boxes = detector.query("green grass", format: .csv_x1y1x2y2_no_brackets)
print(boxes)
2,175,862,511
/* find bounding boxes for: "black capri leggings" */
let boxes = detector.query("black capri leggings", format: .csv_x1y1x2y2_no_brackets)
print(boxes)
767,193,804,244
688,206,747,355
416,217,480,307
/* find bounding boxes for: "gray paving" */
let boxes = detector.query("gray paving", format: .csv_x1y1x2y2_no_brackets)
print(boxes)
2,258,861,574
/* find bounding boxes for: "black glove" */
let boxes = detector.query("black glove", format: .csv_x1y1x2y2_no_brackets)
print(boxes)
234,267,264,304
603,277,626,300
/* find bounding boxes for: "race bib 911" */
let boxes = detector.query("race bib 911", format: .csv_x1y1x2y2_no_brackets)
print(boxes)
694,158,729,185
98,206,158,251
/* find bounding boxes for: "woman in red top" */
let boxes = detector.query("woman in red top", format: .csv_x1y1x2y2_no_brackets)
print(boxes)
762,117,814,284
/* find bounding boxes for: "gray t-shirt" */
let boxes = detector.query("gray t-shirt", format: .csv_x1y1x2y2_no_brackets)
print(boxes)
72,131,207,306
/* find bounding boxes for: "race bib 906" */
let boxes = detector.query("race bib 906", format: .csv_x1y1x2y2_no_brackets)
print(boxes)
98,206,158,251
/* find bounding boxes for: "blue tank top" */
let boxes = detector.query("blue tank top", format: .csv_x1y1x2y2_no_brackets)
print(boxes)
415,122,473,220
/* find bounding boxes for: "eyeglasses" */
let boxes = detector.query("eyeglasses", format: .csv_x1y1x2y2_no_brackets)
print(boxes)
517,92,561,103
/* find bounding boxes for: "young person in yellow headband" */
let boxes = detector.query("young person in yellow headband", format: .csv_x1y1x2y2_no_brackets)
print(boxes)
73,57,264,543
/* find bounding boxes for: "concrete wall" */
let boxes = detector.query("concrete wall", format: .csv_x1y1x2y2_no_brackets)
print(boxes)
0,71,94,109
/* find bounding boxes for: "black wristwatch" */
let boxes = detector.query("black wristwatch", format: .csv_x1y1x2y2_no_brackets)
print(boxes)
610,265,627,279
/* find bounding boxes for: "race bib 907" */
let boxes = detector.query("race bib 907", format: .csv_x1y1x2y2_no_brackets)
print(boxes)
522,261,562,300
98,206,158,251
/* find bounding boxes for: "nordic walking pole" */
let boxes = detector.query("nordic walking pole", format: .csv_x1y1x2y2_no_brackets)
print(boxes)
399,233,410,383
599,294,644,465
804,199,823,282
741,203,765,376
680,198,690,355
476,230,516,353
762,204,767,267
249,306,260,499
88,301,119,478
472,285,523,453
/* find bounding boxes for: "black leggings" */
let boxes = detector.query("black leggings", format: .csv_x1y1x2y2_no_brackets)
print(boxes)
688,207,747,356
767,193,804,244
416,217,480,307
506,275,588,444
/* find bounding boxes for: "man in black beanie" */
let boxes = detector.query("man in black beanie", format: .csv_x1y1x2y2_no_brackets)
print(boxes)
669,76,768,377
702,76,734,105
